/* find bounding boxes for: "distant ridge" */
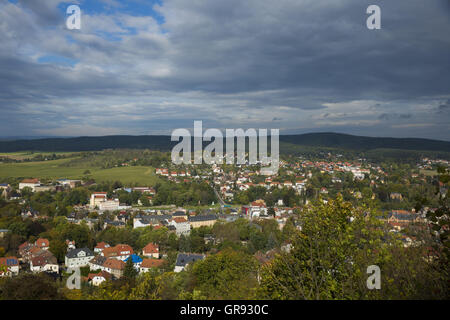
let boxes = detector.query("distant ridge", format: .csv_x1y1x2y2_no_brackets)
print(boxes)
280,132,450,152
0,133,449,153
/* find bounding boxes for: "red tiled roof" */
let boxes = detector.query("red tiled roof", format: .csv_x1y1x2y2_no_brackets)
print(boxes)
103,258,125,270
21,178,40,184
95,242,109,249
143,243,159,254
141,259,164,268
36,238,49,248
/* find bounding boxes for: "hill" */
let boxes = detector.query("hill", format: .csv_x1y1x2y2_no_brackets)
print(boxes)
0,132,448,153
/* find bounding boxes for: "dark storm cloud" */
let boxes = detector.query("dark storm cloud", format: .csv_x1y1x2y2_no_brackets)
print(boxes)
0,0,449,139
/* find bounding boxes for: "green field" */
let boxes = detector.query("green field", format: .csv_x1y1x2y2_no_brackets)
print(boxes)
0,151,78,160
420,169,438,177
0,156,162,186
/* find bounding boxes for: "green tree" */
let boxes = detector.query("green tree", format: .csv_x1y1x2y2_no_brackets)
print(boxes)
124,256,138,280
190,248,259,299
0,273,63,300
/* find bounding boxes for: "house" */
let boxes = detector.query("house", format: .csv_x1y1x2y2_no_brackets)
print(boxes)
101,244,133,260
35,238,50,250
19,178,41,192
103,258,125,279
188,215,218,229
168,217,191,236
103,219,126,229
390,193,403,201
30,251,59,273
140,259,165,273
65,248,95,268
90,192,107,208
0,229,9,239
87,271,111,286
249,200,268,218
142,243,160,259
94,242,110,254
387,210,420,225
0,256,19,277
89,255,107,271
66,240,76,251
57,179,81,189
0,184,10,199
174,253,205,272
283,181,293,188
133,214,172,229
124,254,143,269
173,210,188,220
99,199,120,212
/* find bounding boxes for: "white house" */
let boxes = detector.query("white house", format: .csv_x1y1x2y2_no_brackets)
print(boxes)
87,271,111,286
65,248,95,268
168,218,191,237
90,192,107,208
19,179,41,192
30,254,59,273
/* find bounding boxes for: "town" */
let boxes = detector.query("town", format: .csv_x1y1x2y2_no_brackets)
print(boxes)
0,149,448,299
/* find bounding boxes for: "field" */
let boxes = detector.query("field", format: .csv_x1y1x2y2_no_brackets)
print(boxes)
420,169,438,177
0,155,162,185
0,151,78,160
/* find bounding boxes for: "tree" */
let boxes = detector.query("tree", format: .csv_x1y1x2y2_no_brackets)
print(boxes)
49,239,67,262
190,248,259,299
124,256,138,280
0,273,63,300
258,195,447,300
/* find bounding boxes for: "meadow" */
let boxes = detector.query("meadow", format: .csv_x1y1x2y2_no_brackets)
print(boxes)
0,154,162,186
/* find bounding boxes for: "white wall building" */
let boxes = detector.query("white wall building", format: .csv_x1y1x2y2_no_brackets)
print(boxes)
65,248,95,268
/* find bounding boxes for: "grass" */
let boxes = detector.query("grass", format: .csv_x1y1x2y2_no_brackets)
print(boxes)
0,156,162,186
0,151,79,160
420,169,438,177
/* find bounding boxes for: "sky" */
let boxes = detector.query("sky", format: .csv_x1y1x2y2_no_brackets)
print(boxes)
0,0,449,140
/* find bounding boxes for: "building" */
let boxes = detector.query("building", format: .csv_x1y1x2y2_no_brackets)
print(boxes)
168,217,191,236
390,193,403,201
0,256,19,277
94,242,110,254
142,243,160,259
99,199,120,211
140,259,165,273
65,248,95,268
35,238,50,251
188,215,218,229
101,244,133,260
88,255,107,271
90,192,107,208
0,229,9,239
30,251,59,273
57,179,81,189
86,271,111,286
66,240,76,251
124,254,143,270
0,184,10,199
103,258,125,279
19,178,41,192
174,253,205,272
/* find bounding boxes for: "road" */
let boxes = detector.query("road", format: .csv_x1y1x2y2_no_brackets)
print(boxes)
211,184,226,206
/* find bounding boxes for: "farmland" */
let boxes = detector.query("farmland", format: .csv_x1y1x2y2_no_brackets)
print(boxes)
0,153,161,185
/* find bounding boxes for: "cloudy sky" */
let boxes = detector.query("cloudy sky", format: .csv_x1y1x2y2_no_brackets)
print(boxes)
0,0,449,140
